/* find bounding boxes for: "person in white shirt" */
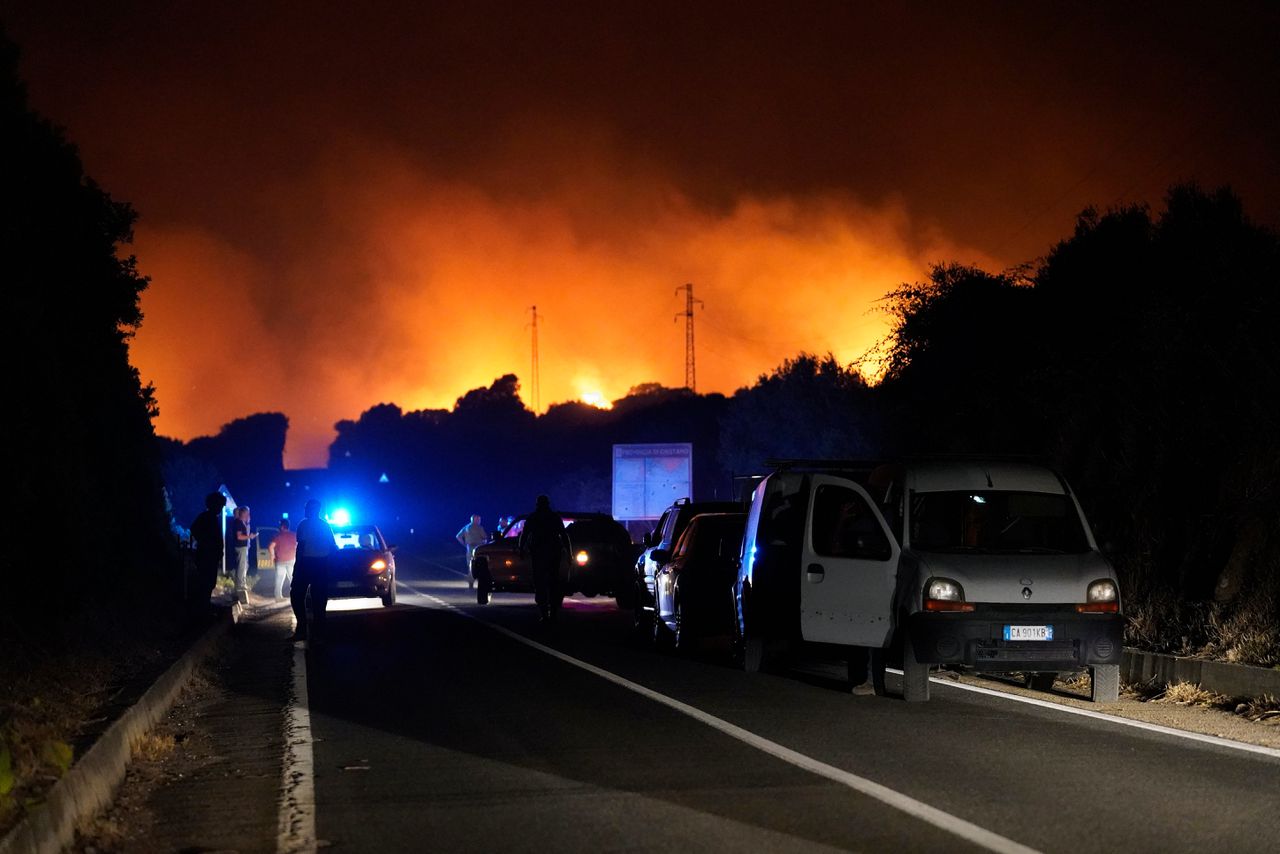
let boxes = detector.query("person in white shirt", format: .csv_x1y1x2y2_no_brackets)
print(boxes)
456,514,488,588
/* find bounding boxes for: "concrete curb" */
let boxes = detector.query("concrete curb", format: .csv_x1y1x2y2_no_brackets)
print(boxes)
0,614,231,854
1121,647,1280,699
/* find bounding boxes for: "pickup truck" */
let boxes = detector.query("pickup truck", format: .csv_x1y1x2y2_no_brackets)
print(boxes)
733,459,1123,702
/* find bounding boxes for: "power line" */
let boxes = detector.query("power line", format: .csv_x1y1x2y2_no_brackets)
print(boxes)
674,283,704,391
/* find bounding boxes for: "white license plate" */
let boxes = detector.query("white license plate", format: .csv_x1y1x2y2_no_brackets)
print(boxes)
1004,624,1053,641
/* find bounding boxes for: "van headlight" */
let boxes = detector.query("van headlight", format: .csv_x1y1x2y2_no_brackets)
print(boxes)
1076,578,1120,613
1087,579,1118,602
923,577,974,612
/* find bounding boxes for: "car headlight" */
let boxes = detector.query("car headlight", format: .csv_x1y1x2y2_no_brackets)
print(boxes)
1077,578,1120,613
575,550,590,566
923,577,974,612
368,558,388,573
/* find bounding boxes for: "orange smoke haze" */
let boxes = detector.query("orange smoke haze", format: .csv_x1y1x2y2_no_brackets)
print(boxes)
130,138,996,468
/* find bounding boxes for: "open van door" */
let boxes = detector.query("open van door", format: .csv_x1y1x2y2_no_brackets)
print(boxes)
800,475,900,647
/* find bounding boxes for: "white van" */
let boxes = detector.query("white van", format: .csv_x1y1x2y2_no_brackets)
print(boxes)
733,459,1123,702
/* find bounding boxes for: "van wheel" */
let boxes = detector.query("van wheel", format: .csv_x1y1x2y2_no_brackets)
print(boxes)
902,628,931,702
1090,664,1119,702
1026,672,1056,692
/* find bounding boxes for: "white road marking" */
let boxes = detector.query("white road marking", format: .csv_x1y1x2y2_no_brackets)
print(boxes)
277,643,317,854
908,671,1280,761
410,587,1040,854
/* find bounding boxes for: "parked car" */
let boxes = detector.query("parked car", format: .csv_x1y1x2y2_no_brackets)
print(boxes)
327,524,398,607
471,512,636,604
653,512,747,651
625,497,743,625
734,459,1123,702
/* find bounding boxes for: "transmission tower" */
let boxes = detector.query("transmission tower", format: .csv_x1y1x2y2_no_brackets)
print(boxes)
674,283,704,391
527,305,541,412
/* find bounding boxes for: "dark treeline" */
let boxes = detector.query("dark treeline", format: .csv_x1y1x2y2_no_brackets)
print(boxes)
2,35,175,636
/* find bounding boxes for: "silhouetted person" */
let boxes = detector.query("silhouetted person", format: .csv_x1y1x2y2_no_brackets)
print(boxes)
519,494,570,624
291,499,335,642
456,514,487,588
226,505,254,603
189,492,227,612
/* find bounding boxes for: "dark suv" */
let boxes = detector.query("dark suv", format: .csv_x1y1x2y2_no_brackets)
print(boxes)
623,497,742,626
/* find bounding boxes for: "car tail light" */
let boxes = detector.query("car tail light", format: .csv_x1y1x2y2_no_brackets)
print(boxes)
924,599,975,612
575,550,590,566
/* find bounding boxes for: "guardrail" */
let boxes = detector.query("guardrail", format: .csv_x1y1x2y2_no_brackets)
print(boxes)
1121,648,1280,699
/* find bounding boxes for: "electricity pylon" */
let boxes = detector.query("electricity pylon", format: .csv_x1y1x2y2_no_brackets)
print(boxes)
675,283,703,392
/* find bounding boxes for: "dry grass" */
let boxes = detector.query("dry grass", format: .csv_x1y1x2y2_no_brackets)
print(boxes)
1160,681,1233,708
131,732,176,762
1235,693,1280,723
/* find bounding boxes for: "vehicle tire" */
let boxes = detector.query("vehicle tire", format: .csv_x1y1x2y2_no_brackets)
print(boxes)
902,627,931,702
740,636,765,673
1090,664,1119,703
1026,672,1056,692
381,584,397,608
672,600,691,653
477,575,492,605
652,606,674,652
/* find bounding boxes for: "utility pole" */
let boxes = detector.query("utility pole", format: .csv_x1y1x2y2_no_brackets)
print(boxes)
527,305,541,412
674,283,703,392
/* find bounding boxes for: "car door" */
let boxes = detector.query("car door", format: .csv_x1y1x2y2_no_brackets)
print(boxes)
800,475,901,647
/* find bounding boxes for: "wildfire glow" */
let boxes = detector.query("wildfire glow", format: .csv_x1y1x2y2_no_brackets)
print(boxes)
129,138,997,467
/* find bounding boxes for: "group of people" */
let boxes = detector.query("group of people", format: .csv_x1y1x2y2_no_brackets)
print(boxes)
188,495,335,642
457,495,570,625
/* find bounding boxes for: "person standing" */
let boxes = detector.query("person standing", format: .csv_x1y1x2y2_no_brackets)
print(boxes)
518,495,570,625
291,499,335,642
228,505,254,603
456,514,488,588
270,518,298,600
189,492,227,613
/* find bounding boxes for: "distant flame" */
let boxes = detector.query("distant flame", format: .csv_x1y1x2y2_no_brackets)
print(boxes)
580,391,612,409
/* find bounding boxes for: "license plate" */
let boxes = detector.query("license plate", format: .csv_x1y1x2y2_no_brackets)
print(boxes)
333,581,358,589
1004,624,1053,641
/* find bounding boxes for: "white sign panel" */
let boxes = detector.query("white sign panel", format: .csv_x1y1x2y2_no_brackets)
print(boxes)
612,443,693,520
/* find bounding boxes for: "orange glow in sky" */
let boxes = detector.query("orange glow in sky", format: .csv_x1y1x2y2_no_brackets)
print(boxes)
129,145,997,467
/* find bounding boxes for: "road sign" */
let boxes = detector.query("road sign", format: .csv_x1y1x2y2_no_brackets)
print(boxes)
612,443,693,520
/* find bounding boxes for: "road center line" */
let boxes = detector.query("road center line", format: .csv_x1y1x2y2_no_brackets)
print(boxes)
910,672,1280,761
277,643,317,854
414,589,1040,854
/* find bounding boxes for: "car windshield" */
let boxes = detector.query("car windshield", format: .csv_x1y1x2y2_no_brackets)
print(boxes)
331,525,385,550
909,491,1089,554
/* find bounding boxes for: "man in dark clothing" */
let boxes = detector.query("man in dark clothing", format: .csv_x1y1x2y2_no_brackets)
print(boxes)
519,494,570,624
291,498,335,642
189,492,227,611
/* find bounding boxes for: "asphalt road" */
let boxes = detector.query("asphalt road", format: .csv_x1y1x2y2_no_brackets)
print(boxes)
292,552,1280,853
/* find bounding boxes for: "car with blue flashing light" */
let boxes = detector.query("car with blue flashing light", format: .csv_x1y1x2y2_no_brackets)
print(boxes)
733,458,1122,703
327,523,398,607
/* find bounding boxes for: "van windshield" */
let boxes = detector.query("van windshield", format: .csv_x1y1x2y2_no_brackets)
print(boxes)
909,491,1090,554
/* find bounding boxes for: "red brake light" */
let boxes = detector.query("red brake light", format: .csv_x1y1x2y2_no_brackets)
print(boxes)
1075,602,1119,613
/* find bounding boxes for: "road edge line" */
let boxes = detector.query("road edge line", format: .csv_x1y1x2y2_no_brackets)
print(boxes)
911,672,1280,761
277,643,317,854
417,591,1041,854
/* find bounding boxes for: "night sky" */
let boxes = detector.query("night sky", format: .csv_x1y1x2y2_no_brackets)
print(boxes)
6,2,1278,466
